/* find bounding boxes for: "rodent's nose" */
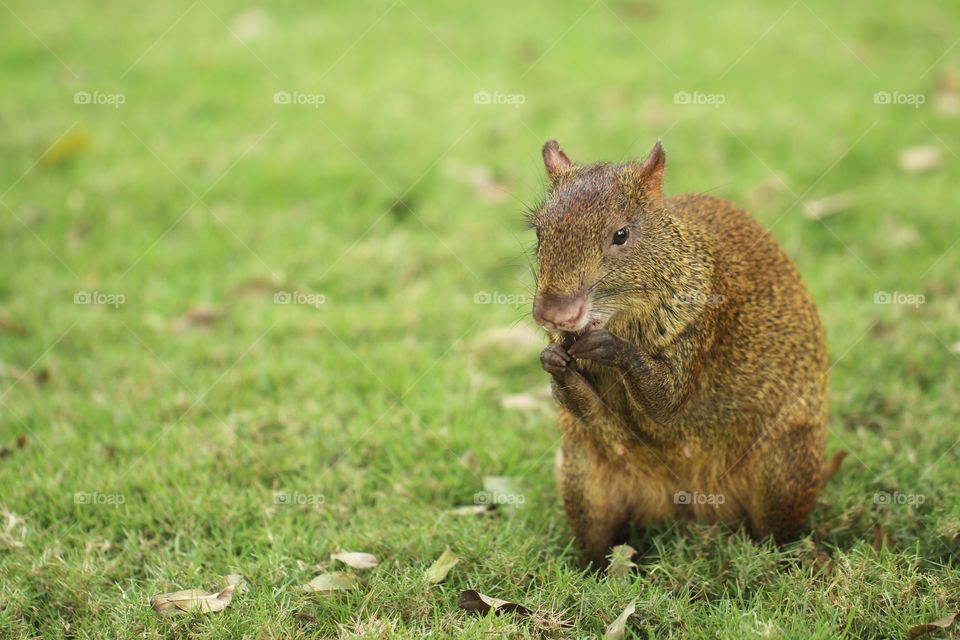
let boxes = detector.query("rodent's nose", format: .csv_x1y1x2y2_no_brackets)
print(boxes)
533,294,587,331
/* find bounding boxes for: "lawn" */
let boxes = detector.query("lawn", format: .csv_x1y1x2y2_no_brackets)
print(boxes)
2,0,960,637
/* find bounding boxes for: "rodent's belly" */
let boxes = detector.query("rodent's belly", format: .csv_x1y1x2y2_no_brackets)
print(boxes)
591,426,755,526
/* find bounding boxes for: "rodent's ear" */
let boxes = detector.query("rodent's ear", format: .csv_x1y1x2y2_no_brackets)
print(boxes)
633,140,666,201
542,139,573,183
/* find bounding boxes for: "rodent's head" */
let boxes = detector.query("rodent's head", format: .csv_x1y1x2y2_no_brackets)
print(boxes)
529,139,668,335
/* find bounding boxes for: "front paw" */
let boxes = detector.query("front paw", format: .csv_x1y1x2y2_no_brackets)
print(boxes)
567,330,629,367
540,343,572,378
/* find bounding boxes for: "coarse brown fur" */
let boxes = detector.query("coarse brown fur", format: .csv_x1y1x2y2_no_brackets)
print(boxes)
530,140,828,567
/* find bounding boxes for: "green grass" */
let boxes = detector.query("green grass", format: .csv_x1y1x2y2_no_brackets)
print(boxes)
2,0,960,637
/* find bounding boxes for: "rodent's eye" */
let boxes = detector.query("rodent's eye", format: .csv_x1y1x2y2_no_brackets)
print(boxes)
612,227,629,246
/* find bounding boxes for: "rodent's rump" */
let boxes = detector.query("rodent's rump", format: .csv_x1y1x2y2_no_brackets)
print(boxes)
530,140,828,567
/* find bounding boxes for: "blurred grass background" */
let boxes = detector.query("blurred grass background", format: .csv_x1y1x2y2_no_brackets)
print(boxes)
2,0,960,637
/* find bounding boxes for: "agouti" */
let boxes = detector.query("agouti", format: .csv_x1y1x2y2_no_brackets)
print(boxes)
530,139,828,567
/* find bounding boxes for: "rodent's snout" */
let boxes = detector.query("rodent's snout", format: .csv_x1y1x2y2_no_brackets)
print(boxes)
533,292,588,332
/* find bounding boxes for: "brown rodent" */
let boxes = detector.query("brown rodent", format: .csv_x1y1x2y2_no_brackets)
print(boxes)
530,139,828,567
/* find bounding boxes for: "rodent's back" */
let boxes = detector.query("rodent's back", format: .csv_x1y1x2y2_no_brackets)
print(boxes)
667,193,828,431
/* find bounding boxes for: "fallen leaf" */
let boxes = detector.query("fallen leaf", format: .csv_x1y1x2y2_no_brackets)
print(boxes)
448,505,494,516
231,8,270,41
500,389,551,412
331,551,378,570
907,612,960,639
803,192,855,220
176,306,222,329
40,129,91,167
604,599,637,640
606,544,637,582
425,547,459,584
300,572,360,593
481,476,524,513
219,573,248,595
150,576,240,616
822,450,848,485
457,589,532,617
1,510,26,549
898,146,943,174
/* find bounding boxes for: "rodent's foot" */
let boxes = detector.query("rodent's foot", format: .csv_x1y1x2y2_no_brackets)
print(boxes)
540,343,572,378
567,329,626,367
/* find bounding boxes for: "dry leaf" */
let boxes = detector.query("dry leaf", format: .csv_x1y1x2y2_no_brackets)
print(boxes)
331,551,378,570
150,577,240,616
176,306,222,329
231,8,270,41
907,612,960,639
898,146,943,174
607,544,637,582
604,599,637,640
448,505,494,516
469,325,541,353
1,510,26,549
457,589,532,617
481,476,524,513
425,547,459,584
300,572,360,593
40,129,91,167
803,192,855,220
500,388,551,412
219,573,248,595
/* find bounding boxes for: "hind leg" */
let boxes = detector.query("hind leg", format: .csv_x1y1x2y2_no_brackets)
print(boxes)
746,422,824,542
558,423,631,568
